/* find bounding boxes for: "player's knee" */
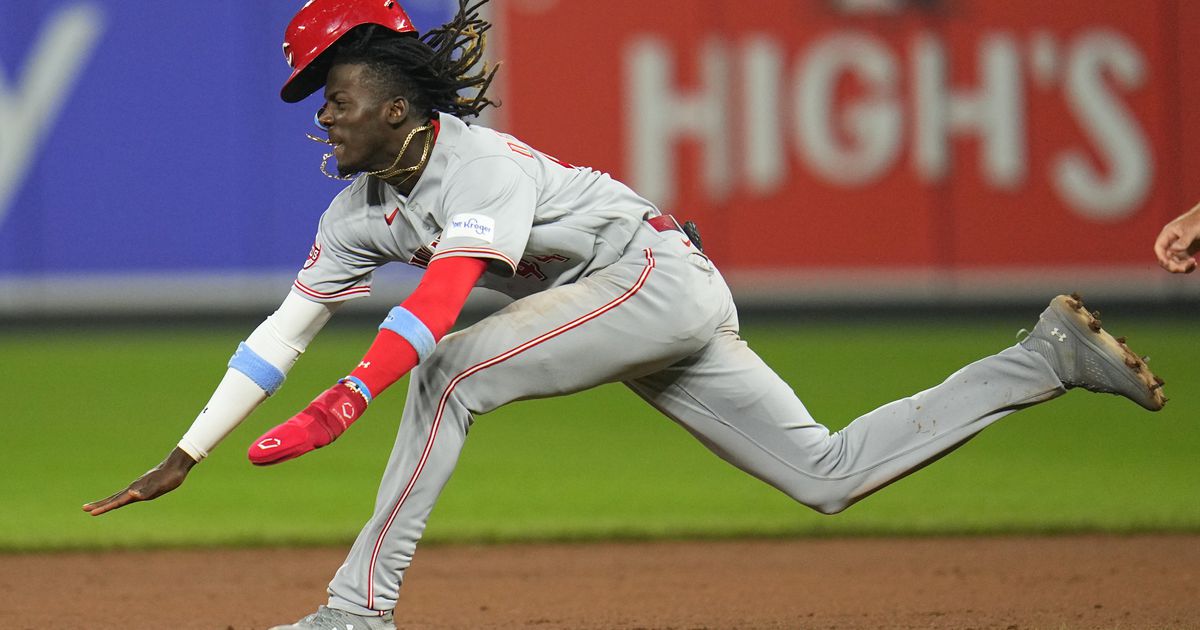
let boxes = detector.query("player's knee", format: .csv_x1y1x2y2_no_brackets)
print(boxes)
409,350,482,419
411,342,459,389
778,482,853,515
408,360,456,409
791,491,850,515
806,498,851,516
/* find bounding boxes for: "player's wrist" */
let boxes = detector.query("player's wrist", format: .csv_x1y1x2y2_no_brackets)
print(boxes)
166,446,200,470
338,376,373,405
301,381,370,441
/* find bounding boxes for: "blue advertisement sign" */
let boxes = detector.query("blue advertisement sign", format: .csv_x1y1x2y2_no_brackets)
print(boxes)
0,1,459,281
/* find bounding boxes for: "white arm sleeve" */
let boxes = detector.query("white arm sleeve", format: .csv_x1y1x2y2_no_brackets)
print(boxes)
177,293,339,461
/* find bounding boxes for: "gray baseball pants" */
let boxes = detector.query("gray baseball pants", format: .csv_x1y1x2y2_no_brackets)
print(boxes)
327,222,1065,615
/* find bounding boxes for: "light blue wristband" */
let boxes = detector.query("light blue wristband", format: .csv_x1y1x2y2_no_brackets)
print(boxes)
379,306,436,362
340,375,373,403
228,342,286,395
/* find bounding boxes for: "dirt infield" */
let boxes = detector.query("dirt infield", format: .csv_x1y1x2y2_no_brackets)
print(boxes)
4,535,1197,629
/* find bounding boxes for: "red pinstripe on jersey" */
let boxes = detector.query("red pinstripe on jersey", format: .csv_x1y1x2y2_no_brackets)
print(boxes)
365,248,657,608
292,279,372,300
430,247,517,274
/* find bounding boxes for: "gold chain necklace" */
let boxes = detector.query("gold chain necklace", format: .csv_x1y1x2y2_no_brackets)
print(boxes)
306,122,435,182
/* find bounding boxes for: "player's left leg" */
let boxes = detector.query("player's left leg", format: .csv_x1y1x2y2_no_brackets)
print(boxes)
625,327,1065,514
624,295,1161,515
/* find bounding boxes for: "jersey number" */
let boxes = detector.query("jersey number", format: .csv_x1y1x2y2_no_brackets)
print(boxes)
506,140,577,169
516,254,569,281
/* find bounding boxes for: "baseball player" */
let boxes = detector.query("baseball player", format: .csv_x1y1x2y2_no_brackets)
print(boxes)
82,1,1168,629
1155,202,1200,273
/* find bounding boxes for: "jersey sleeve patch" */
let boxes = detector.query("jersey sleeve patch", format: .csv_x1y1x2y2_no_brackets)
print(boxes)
444,213,496,243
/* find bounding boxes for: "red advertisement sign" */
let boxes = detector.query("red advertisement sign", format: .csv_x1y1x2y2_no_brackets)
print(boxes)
492,0,1198,286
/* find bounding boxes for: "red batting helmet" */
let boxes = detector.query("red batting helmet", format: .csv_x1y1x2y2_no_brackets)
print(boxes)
280,0,417,103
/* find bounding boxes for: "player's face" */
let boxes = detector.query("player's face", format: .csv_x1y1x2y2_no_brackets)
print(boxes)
320,64,398,176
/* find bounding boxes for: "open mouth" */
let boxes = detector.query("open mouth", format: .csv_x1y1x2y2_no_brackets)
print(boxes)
306,132,356,180
305,133,337,147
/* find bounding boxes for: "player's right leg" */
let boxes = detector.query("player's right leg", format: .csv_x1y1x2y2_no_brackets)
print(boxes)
322,223,732,617
624,295,1163,515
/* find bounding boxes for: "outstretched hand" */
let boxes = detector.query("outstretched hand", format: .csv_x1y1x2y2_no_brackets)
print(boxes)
1154,204,1200,273
248,381,368,466
82,447,197,516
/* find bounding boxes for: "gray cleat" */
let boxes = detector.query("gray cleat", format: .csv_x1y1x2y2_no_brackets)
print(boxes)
268,605,395,630
1020,293,1166,411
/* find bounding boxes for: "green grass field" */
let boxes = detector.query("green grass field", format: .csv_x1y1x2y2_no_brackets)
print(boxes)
4,313,1197,551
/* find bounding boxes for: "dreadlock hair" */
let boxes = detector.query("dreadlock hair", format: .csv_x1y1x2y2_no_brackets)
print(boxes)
331,0,499,120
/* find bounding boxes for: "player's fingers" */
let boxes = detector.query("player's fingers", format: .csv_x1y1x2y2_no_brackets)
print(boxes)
82,488,126,511
92,492,141,515
82,496,125,516
1154,229,1178,260
82,488,142,516
1154,230,1190,270
1158,253,1196,274
1158,255,1183,273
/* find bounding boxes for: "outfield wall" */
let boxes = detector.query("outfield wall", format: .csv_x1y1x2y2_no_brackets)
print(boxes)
2,0,1198,317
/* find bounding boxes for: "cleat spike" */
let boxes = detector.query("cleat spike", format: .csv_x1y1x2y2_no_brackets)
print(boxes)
1116,336,1127,344
1124,357,1140,368
1154,376,1165,386
1142,355,1151,363
1088,320,1103,332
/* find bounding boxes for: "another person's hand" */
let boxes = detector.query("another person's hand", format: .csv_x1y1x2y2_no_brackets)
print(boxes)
1154,204,1200,273
82,447,197,516
248,381,368,466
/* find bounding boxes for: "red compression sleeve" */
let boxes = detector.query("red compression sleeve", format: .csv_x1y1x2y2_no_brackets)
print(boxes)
347,256,487,398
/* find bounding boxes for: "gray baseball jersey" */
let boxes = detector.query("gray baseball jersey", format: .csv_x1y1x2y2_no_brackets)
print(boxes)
294,113,654,304
291,113,1067,616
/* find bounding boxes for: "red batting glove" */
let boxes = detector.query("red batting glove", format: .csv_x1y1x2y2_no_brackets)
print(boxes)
248,381,368,466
